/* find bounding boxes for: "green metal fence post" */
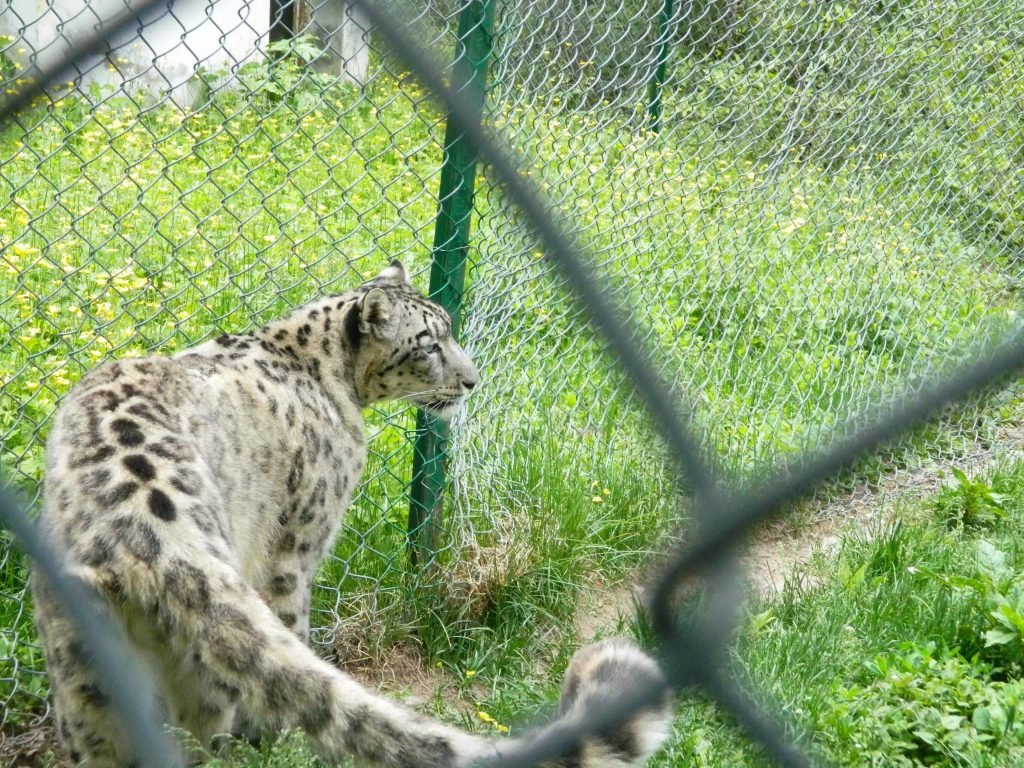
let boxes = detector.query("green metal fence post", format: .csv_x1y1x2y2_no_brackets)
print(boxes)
646,0,676,132
408,0,495,567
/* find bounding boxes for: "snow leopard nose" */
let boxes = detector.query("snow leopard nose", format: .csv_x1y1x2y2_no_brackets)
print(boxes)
460,363,480,391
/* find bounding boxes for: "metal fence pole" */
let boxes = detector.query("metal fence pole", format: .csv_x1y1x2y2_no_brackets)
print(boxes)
646,0,676,132
408,0,495,566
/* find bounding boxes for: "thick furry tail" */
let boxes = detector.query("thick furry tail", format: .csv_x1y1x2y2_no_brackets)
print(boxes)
552,637,672,766
60,548,671,768
490,637,672,768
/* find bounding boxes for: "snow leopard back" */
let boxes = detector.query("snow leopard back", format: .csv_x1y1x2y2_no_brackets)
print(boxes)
33,261,671,767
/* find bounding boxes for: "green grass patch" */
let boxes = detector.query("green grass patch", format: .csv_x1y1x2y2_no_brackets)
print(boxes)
2,14,1023,751
184,459,1024,767
644,458,1024,767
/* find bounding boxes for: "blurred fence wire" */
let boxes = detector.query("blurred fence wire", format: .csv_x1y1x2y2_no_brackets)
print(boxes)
0,486,179,768
1,0,1023,764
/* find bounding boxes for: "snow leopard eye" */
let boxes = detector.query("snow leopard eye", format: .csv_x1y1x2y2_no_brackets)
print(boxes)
417,333,441,354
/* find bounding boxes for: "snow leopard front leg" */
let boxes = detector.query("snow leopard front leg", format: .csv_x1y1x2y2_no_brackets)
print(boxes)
260,474,348,645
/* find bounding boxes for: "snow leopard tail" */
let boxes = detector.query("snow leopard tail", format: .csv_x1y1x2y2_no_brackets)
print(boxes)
547,637,673,767
67,549,671,768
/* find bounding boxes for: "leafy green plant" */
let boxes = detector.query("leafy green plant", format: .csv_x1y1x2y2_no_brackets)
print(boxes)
822,642,1024,766
0,35,20,83
236,36,340,112
933,468,1008,528
973,542,1024,656
911,540,1024,667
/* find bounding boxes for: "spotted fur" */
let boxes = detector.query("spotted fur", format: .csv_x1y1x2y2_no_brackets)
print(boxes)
32,262,671,767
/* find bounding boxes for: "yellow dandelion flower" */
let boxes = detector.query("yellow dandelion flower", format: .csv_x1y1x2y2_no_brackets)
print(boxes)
591,495,604,504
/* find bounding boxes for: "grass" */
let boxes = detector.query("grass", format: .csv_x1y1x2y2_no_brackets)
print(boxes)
646,458,1024,767
1,12,1022,761
194,457,1024,768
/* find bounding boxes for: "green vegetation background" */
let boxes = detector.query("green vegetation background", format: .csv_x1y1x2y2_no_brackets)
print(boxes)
1,0,1023,763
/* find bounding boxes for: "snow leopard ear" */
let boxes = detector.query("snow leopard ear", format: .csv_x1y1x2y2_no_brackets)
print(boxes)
359,287,396,339
374,260,410,286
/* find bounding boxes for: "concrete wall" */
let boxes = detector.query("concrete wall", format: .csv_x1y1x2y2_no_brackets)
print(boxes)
0,0,372,107
298,0,370,84
0,0,270,106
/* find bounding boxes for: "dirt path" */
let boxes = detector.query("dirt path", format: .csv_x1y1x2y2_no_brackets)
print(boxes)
747,424,1024,596
572,423,1024,638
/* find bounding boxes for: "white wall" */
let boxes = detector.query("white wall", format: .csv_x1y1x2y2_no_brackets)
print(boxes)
0,0,270,106
301,0,370,84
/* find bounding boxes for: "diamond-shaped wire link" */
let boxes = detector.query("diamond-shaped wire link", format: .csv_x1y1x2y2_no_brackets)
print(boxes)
1,2,1023,764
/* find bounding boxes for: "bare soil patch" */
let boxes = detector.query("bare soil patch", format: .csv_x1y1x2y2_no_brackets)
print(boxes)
747,425,1024,597
1,715,58,768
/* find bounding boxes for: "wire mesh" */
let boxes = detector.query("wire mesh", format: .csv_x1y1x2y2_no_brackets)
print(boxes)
0,0,470,743
1,0,1023,765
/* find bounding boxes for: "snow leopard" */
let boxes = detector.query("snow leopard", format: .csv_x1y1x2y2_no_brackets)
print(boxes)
31,260,671,767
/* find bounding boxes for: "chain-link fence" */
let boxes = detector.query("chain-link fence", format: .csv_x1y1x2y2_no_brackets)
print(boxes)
0,0,470,742
1,0,1023,763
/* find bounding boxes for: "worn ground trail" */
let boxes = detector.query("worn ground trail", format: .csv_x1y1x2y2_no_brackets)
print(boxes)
747,424,1024,597
575,423,1024,636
